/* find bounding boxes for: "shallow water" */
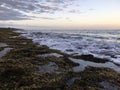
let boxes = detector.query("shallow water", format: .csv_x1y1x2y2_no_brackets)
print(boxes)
69,58,120,73
39,62,59,73
99,81,119,90
66,77,81,87
0,43,8,47
0,48,12,57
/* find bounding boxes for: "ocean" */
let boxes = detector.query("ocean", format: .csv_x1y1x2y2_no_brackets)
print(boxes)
22,29,120,65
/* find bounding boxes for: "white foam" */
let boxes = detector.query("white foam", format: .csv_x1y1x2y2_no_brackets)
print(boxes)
22,30,120,65
38,53,63,58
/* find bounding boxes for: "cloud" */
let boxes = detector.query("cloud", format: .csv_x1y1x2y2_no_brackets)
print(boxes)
0,0,77,20
88,8,94,11
0,0,66,20
68,9,82,14
39,17,55,20
0,6,29,20
45,0,64,3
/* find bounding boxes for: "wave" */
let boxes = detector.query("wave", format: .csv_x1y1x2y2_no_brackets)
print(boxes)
22,30,120,64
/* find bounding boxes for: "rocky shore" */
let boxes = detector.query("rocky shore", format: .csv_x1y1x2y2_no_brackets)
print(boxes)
0,28,120,90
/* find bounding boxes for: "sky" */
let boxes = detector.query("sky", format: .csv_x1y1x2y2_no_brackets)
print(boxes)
0,0,120,30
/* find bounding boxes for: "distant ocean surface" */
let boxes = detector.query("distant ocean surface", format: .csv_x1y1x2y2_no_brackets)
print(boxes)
22,30,120,64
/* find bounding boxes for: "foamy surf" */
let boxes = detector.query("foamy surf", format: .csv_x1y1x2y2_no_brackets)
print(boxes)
22,30,120,65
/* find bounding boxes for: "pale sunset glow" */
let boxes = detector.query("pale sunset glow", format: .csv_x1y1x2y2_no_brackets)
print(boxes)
0,0,120,29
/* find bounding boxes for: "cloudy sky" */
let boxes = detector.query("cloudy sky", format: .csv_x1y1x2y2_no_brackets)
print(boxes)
0,0,120,30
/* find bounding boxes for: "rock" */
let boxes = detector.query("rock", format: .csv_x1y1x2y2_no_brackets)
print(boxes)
72,54,108,63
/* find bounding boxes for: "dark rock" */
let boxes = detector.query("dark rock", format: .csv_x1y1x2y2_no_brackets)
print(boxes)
72,54,108,63
66,49,74,52
63,56,79,66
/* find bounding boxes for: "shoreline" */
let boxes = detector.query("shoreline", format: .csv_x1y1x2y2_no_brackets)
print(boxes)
0,28,120,90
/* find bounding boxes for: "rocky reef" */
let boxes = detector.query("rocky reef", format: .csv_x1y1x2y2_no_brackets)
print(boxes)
0,28,120,90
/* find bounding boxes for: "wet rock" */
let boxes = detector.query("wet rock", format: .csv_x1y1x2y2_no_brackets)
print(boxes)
1,68,26,79
72,54,108,63
63,56,79,67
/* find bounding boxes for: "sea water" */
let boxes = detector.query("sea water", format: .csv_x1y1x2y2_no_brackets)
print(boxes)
22,29,120,65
